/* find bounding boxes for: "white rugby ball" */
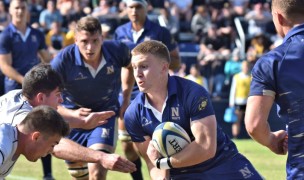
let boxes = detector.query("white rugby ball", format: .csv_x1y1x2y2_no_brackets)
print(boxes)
152,122,191,157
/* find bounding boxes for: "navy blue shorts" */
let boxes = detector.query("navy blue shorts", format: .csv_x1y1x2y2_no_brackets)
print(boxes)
170,153,263,180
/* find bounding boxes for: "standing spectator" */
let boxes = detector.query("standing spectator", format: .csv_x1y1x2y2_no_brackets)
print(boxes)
245,0,304,179
0,0,53,179
114,0,181,179
229,61,251,138
51,16,135,180
0,106,70,179
224,48,243,87
28,0,44,28
165,0,193,22
39,0,63,32
158,8,179,40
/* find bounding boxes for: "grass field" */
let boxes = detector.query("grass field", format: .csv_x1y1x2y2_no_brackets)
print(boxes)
7,139,286,180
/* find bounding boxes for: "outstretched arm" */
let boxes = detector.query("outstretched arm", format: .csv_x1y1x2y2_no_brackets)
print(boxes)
52,138,136,173
245,95,288,155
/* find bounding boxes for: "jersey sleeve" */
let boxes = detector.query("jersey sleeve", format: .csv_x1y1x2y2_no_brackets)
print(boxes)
186,83,215,121
0,31,11,54
250,53,277,97
124,104,146,142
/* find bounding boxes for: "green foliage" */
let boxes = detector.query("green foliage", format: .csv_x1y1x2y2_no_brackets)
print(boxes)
7,139,286,180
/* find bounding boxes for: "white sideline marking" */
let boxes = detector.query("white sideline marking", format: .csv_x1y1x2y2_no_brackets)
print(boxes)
7,175,37,180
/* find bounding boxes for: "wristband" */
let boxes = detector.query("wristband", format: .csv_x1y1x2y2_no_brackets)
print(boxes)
155,158,171,169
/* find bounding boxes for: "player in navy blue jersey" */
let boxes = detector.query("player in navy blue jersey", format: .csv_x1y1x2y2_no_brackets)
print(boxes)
51,16,135,180
245,0,304,179
124,40,263,179
114,1,180,179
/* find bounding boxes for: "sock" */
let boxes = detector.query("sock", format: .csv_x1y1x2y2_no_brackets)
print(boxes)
41,154,53,178
130,158,143,180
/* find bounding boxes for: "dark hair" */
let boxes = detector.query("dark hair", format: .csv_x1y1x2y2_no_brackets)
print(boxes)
22,64,64,100
132,40,171,64
20,105,69,137
75,16,102,35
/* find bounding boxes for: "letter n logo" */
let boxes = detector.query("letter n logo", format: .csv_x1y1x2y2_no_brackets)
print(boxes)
107,66,114,74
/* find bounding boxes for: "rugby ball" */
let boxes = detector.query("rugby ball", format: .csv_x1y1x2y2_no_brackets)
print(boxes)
152,122,191,157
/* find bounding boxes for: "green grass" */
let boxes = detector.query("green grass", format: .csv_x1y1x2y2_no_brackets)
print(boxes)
7,139,286,180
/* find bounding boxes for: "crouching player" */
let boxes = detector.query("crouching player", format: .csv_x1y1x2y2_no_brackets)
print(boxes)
124,40,263,179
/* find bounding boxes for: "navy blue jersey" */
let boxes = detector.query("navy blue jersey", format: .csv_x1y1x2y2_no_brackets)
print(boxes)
51,40,131,113
0,23,47,92
114,18,176,51
250,23,304,179
124,76,238,175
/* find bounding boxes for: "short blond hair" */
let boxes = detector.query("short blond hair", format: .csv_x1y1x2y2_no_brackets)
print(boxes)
131,40,171,64
272,0,304,20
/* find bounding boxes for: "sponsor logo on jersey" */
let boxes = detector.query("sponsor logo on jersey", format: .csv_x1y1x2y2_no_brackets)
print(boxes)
75,72,88,80
142,117,152,126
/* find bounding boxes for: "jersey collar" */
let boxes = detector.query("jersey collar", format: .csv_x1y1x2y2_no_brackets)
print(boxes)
283,23,304,43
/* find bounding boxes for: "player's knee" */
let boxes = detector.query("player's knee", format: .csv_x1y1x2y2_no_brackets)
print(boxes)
67,164,89,180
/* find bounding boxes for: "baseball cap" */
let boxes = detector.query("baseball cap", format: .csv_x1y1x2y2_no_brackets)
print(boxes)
125,0,148,7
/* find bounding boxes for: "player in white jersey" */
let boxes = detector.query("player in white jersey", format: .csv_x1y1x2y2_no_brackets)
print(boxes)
0,106,69,179
0,64,136,178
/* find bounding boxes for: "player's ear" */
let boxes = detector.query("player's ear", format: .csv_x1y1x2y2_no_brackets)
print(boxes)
36,92,45,103
31,131,41,142
277,12,285,26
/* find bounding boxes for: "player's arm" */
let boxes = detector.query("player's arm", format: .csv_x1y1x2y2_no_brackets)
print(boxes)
38,49,52,63
52,138,136,173
57,105,115,130
169,115,217,167
0,53,24,84
245,95,288,155
169,48,180,71
135,137,169,180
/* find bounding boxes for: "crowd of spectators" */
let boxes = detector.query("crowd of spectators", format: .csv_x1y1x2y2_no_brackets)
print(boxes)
0,0,281,100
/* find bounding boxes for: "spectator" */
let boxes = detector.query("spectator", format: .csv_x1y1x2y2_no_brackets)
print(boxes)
224,48,243,87
39,0,63,32
229,61,251,138
165,0,193,22
185,64,209,91
158,8,179,40
45,21,66,57
0,0,10,32
0,106,70,179
191,5,211,43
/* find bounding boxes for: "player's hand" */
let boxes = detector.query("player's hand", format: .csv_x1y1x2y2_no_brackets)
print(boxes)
100,153,136,173
268,130,288,155
81,111,115,129
147,141,161,163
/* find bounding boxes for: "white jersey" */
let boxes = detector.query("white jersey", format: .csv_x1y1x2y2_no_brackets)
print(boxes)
0,90,32,126
0,123,18,179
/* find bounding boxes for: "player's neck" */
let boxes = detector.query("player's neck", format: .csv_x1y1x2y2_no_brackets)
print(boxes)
13,21,27,34
132,21,144,32
146,81,168,112
13,127,24,161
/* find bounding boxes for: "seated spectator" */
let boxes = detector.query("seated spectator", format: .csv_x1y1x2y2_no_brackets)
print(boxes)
165,0,193,22
158,8,179,40
191,5,211,43
92,0,117,18
249,32,271,57
0,0,10,32
45,21,66,57
230,0,249,17
185,64,209,91
28,0,44,28
64,20,76,46
39,0,63,33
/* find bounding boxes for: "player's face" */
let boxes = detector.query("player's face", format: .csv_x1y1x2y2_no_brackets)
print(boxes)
131,53,168,93
25,133,61,162
9,0,28,24
41,87,63,109
127,3,146,24
75,30,103,63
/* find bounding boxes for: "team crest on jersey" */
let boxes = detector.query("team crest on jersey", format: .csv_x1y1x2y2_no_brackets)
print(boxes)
239,166,254,179
198,97,208,111
107,65,114,74
31,35,37,42
171,107,180,120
